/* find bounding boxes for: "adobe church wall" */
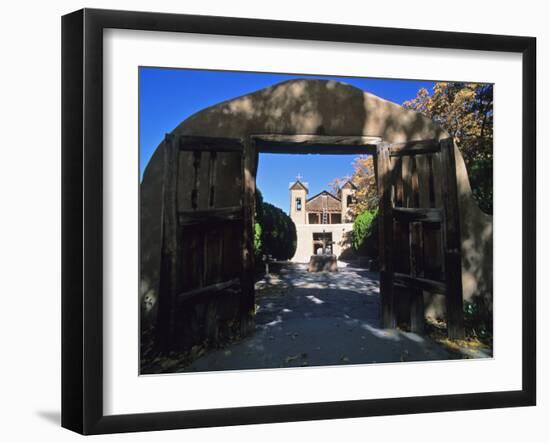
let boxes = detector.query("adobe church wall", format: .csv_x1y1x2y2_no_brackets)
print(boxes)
292,223,354,263
141,79,492,328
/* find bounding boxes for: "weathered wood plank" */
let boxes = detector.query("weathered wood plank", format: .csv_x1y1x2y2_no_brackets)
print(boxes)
393,221,410,274
394,157,404,207
191,151,201,209
440,138,465,339
432,150,443,209
373,153,379,192
409,222,425,333
252,133,381,148
410,156,420,207
197,152,211,209
203,225,224,286
177,152,196,211
401,156,412,207
408,156,424,333
240,137,257,335
393,272,446,294
177,278,240,303
392,207,442,223
208,151,217,207
377,142,396,329
416,155,430,208
157,134,180,349
427,154,436,208
258,144,378,155
178,206,243,225
178,135,244,152
214,152,243,207
389,139,440,157
222,222,242,281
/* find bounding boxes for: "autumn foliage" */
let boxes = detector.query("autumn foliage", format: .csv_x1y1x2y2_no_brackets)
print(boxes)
328,155,378,215
329,82,493,259
403,82,493,214
330,82,493,215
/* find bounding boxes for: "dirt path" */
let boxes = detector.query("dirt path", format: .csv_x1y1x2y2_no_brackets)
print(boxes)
179,263,454,372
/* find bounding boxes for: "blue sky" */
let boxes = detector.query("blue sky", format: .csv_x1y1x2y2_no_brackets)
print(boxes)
139,68,435,213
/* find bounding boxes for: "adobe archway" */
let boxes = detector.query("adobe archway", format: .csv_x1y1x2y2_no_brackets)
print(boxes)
140,79,492,350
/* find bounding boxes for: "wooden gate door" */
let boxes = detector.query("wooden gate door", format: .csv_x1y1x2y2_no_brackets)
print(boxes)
376,138,465,339
156,135,257,352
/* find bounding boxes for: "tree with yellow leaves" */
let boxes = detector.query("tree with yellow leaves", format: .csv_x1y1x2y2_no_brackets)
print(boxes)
403,82,493,214
328,155,378,216
330,82,493,216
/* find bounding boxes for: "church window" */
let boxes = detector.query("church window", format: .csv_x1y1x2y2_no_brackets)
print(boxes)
296,197,302,211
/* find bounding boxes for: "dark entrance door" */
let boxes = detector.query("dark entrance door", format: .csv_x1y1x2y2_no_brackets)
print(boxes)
313,232,333,255
376,138,465,339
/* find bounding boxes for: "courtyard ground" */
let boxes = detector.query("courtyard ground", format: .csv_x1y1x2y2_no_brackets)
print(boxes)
177,262,484,373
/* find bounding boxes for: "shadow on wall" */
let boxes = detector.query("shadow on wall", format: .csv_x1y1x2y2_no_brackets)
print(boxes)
172,79,446,144
140,79,492,334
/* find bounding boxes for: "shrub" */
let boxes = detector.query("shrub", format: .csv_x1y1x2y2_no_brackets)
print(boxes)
254,222,262,257
464,296,492,340
468,158,493,215
257,201,297,261
352,209,379,258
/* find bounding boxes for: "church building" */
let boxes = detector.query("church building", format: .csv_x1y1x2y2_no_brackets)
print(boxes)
289,177,357,262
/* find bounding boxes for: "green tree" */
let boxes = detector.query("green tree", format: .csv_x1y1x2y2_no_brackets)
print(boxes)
254,190,264,259
254,189,297,261
259,203,297,260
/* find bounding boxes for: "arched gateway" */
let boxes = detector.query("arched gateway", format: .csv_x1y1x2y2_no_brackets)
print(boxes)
140,79,493,352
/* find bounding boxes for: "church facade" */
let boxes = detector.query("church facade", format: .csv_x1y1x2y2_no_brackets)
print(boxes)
289,178,357,262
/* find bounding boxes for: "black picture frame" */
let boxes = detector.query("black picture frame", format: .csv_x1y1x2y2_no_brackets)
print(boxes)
61,8,536,435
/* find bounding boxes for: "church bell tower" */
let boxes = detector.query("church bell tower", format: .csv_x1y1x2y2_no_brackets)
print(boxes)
289,176,308,225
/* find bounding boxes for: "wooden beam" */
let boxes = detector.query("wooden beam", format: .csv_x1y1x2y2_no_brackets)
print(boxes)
177,278,240,303
389,139,440,157
392,207,442,223
377,142,396,329
393,272,446,294
178,206,242,225
440,138,465,340
208,151,217,207
408,155,425,333
156,135,180,350
409,221,425,333
394,157,404,207
253,134,380,154
240,137,257,335
178,135,244,152
253,133,381,145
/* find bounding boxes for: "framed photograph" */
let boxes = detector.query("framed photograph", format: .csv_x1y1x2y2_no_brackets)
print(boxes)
62,8,536,434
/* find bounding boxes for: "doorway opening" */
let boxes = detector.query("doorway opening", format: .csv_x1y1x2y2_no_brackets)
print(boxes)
148,133,465,373
253,134,464,339
312,232,333,255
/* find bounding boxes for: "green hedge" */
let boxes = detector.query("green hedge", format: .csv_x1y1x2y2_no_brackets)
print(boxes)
352,209,379,258
254,190,297,261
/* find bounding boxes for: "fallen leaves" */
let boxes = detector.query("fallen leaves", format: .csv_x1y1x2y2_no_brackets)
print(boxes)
285,353,308,365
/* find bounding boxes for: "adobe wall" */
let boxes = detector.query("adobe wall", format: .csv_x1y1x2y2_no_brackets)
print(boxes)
141,79,492,328
292,223,354,263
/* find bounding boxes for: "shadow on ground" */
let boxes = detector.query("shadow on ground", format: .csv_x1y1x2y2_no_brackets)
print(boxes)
179,263,456,372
